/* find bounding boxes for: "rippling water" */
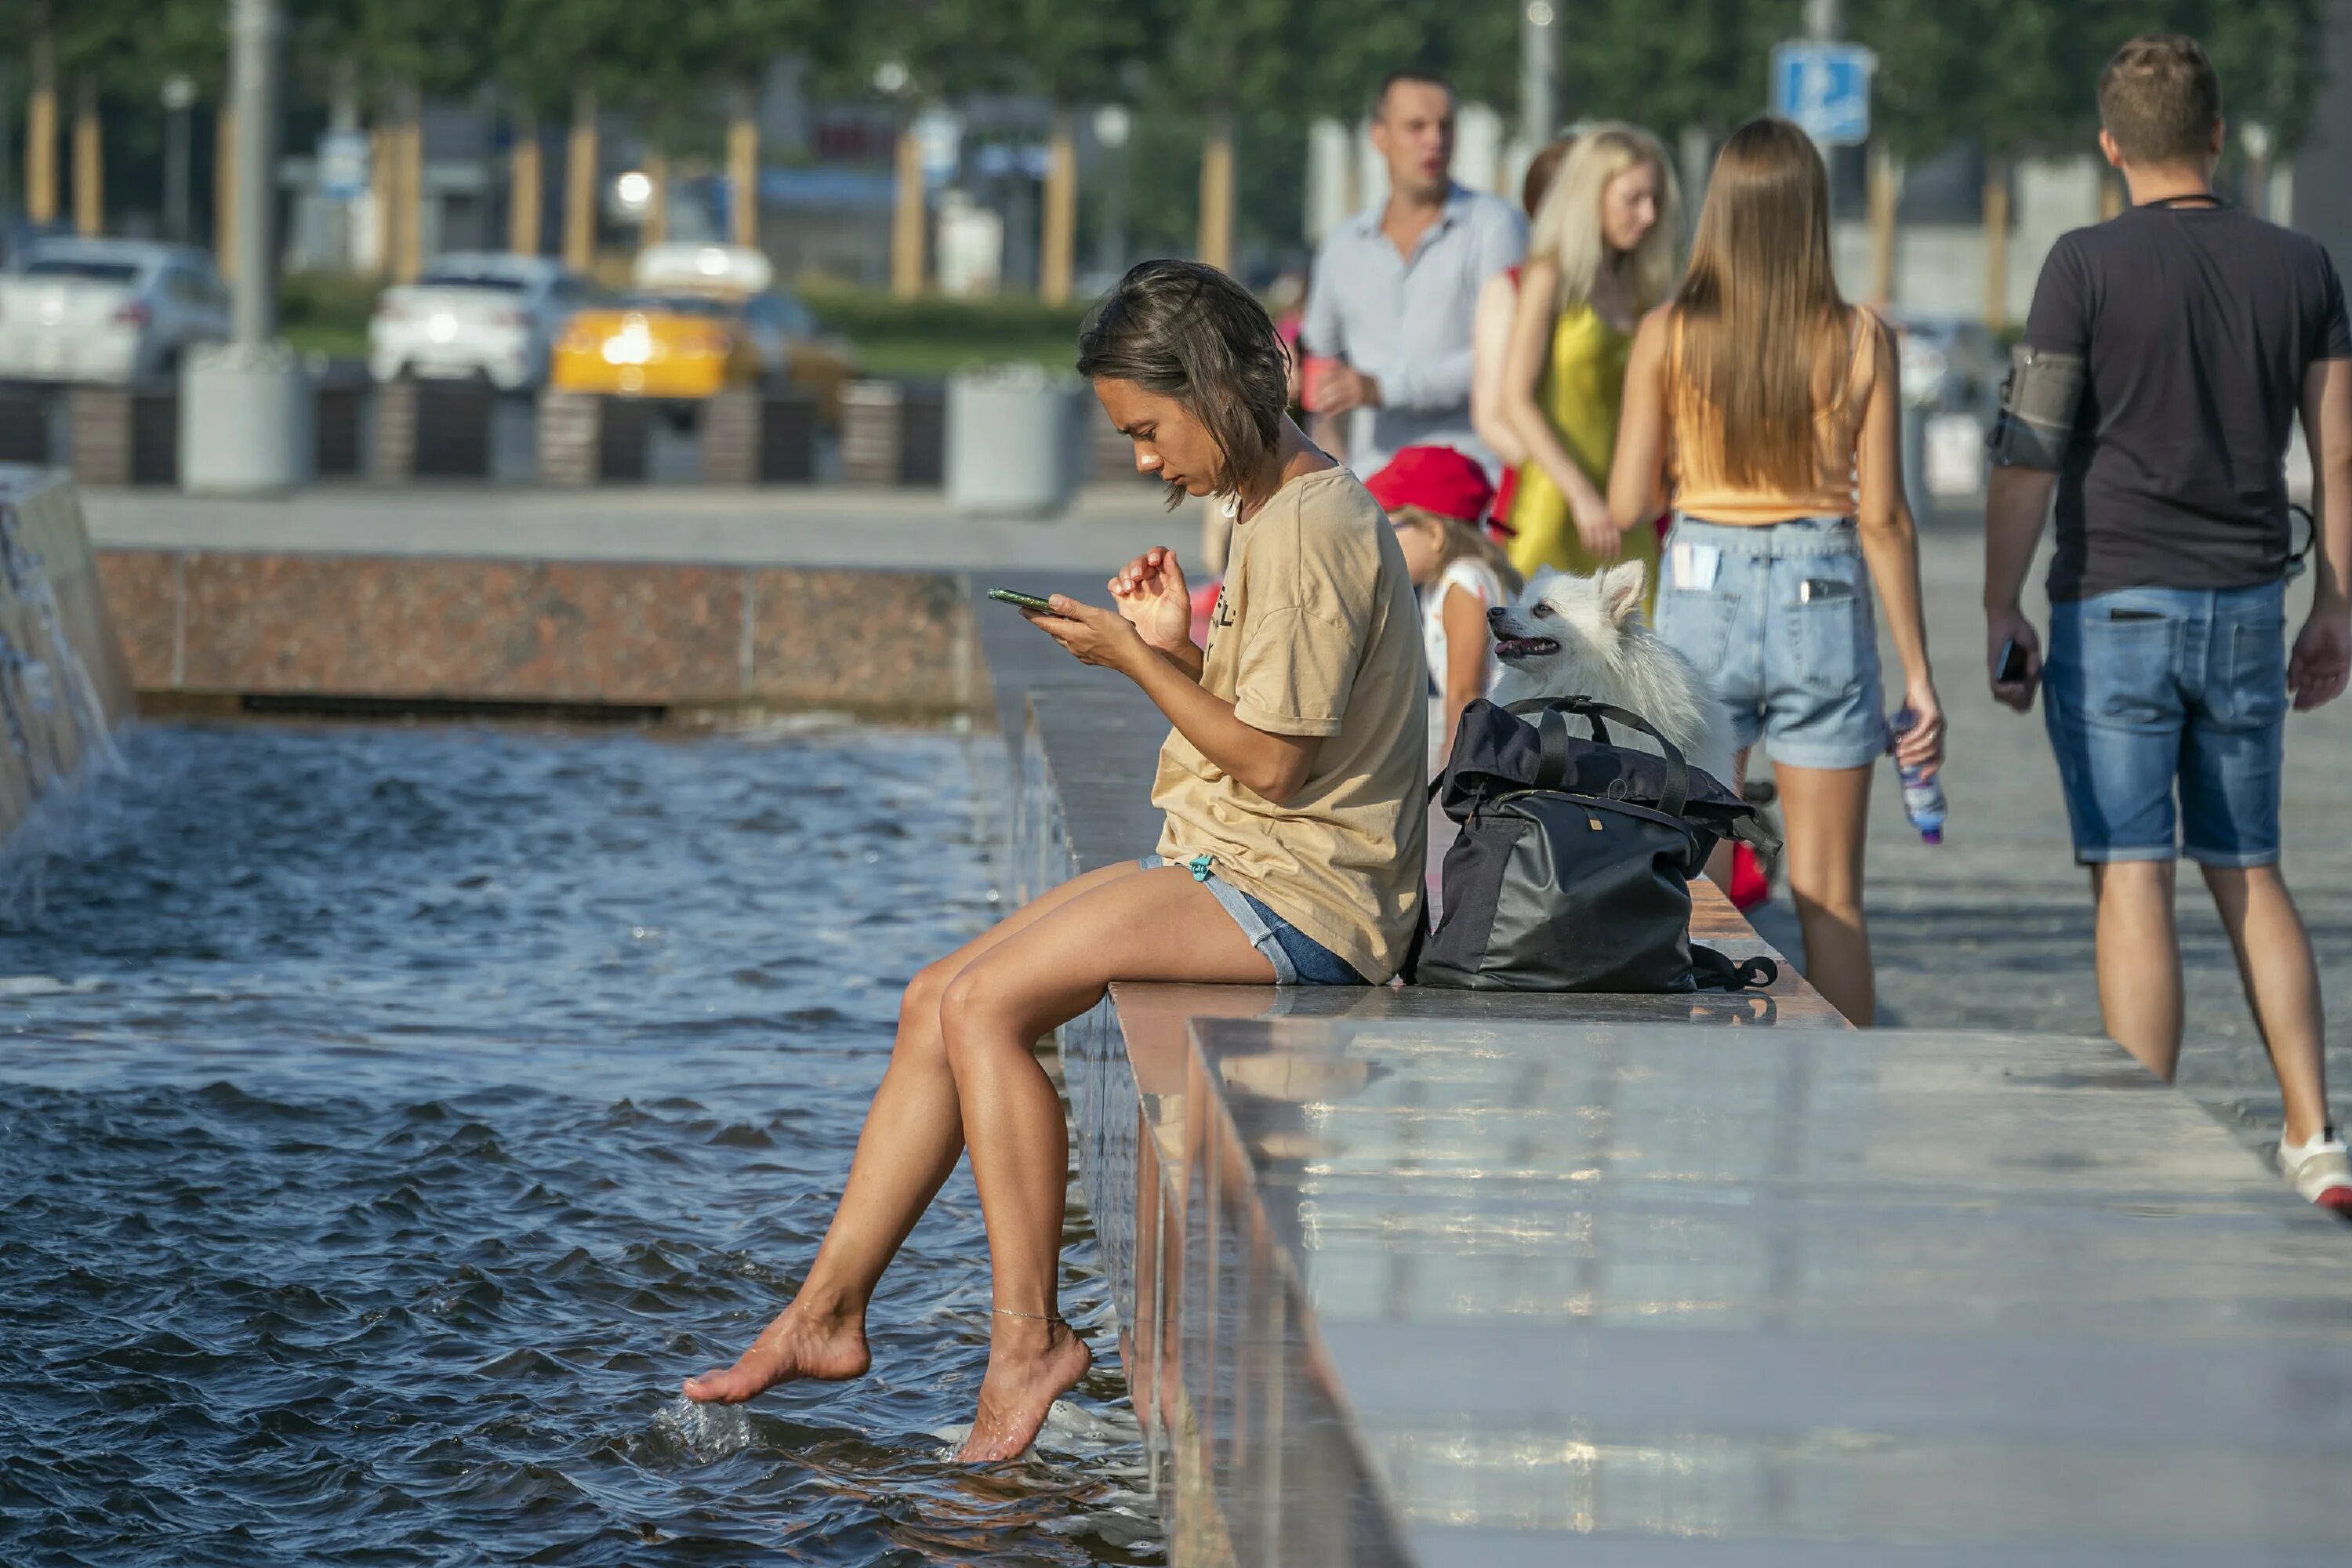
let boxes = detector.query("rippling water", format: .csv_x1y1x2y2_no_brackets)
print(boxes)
0,720,1160,1566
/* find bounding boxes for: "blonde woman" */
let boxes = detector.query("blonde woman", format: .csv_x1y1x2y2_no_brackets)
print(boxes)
1608,118,1944,1025
1469,135,1575,534
1501,124,1680,589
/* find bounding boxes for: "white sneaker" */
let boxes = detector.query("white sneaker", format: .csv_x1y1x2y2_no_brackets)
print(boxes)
2278,1127,2352,1213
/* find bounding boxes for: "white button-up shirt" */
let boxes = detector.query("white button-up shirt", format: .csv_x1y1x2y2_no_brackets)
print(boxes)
1301,183,1526,477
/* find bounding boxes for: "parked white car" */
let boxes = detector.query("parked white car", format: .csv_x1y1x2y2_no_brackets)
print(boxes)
0,238,230,383
369,254,592,390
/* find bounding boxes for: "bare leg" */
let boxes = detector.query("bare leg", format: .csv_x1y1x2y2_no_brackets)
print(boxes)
683,859,1147,1403
2089,860,2183,1082
1775,762,1875,1025
938,866,1276,1460
2201,864,2332,1144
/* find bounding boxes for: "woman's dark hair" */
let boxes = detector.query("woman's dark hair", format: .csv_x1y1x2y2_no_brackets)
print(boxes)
1076,260,1289,506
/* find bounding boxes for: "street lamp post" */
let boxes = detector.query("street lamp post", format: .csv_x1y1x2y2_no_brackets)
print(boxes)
227,0,278,343
1094,105,1131,284
1520,2,1558,150
2241,122,2274,221
162,75,195,245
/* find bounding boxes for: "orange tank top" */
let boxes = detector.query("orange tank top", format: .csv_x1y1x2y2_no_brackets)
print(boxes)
1664,308,1876,526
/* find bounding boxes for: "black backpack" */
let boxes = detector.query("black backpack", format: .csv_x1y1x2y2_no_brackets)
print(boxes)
1414,697,1782,993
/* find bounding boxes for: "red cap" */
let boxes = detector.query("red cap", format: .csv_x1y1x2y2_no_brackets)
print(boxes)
1365,445,1494,525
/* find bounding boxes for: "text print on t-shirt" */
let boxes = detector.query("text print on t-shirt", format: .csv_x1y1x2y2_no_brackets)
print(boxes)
1207,586,1236,652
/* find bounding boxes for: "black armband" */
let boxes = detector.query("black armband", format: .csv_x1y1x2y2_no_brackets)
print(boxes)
1985,345,2085,470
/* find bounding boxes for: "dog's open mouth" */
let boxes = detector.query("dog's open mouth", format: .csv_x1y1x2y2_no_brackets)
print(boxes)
1493,636,1560,662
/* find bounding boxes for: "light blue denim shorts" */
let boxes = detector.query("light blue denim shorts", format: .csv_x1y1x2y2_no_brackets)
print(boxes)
1138,854,1367,986
1654,514,1889,770
2042,580,2287,867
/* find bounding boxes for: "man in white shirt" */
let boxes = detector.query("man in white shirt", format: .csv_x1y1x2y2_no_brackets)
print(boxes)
1301,68,1528,477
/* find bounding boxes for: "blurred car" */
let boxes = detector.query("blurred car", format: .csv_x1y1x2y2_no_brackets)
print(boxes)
550,243,855,412
1885,310,2006,418
0,238,230,383
369,253,592,390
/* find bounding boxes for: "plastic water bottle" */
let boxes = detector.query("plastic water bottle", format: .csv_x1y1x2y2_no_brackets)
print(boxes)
1888,708,1946,844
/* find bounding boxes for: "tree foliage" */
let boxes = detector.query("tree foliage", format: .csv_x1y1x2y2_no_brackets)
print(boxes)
1857,0,2329,161
1556,0,1805,136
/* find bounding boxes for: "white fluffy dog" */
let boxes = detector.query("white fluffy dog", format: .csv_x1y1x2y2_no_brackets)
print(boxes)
1486,560,1735,787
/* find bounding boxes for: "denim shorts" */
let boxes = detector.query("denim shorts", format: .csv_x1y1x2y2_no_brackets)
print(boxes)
1654,515,1889,770
1138,854,1367,985
2042,581,2287,867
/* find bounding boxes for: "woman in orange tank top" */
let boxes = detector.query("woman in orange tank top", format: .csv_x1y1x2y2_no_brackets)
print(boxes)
1606,116,1945,1026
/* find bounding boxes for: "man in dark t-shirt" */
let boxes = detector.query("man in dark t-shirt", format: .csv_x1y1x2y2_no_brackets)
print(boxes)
1985,34,2351,1210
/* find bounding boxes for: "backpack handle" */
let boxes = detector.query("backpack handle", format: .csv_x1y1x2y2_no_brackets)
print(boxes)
1518,697,1690,821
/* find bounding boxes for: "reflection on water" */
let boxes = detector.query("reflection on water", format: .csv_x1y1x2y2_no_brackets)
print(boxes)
0,721,1160,1566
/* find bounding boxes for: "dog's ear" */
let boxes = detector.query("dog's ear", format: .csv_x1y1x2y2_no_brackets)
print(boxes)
1600,559,1647,624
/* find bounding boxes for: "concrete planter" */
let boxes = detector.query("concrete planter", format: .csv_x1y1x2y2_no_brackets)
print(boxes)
946,370,1086,518
180,343,314,495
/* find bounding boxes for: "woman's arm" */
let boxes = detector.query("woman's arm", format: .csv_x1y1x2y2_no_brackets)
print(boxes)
1501,259,1619,558
1851,313,1944,771
1607,307,1671,532
1439,583,1490,760
1470,271,1527,468
1025,597,1319,800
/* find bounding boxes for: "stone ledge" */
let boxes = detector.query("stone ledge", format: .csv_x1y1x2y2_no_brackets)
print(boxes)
93,550,975,717
982,593,2352,1565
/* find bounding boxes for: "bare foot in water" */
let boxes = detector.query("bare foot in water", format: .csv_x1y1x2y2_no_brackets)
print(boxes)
956,1318,1093,1461
682,1302,869,1403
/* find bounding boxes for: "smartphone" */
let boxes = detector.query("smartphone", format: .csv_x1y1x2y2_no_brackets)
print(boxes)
987,588,1056,612
1995,638,2031,684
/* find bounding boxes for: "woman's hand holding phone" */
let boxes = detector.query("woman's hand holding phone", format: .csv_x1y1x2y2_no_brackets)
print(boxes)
1108,546,1194,655
1022,594,1149,673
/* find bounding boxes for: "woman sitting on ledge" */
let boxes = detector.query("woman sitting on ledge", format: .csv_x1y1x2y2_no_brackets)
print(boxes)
684,260,1428,1459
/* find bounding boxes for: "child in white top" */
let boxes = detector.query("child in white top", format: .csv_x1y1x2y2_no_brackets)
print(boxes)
1366,445,1525,770
1368,446,1526,921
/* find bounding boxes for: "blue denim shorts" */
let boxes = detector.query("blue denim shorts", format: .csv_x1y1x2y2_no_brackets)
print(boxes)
2042,581,2288,867
1654,515,1889,770
1138,854,1367,985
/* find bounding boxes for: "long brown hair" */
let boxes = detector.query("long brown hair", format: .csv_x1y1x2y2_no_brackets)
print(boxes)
1669,117,1851,495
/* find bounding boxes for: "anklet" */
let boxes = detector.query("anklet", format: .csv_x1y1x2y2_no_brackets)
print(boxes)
992,1305,1069,1325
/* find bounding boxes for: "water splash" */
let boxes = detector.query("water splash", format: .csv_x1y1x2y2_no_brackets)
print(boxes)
652,1396,759,1462
931,1398,1148,1463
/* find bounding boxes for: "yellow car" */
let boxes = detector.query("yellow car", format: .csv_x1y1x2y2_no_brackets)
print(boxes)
549,244,855,412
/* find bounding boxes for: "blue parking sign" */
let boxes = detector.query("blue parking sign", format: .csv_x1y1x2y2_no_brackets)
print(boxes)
1770,42,1876,147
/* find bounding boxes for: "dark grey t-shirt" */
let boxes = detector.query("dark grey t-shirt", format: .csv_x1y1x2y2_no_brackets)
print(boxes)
2022,202,2350,601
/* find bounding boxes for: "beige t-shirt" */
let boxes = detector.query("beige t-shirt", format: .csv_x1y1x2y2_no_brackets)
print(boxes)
1152,465,1428,980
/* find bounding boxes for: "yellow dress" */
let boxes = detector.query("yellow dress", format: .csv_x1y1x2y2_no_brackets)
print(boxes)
1504,303,1659,612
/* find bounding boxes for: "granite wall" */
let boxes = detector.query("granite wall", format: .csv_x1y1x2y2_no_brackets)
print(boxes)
0,468,136,843
93,551,976,717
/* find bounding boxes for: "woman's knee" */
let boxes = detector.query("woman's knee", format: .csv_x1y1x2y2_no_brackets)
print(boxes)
937,963,1053,1072
892,956,960,1062
1785,866,1864,924
1784,846,1864,925
905,956,960,1018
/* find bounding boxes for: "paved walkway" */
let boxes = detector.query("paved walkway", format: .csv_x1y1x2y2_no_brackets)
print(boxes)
82,481,1187,575
1763,523,2352,1153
